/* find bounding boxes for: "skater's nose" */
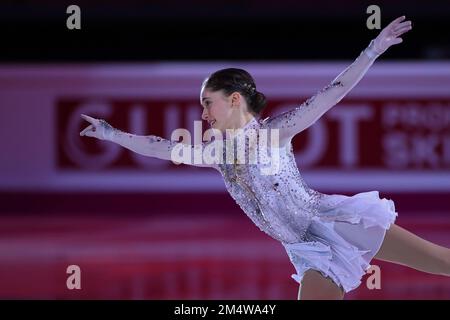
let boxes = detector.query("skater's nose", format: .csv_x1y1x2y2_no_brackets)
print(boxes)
201,109,209,121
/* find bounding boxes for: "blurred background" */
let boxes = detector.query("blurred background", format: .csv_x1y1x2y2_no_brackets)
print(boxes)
0,0,449,299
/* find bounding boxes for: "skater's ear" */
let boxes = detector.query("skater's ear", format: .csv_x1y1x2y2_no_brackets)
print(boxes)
229,91,243,108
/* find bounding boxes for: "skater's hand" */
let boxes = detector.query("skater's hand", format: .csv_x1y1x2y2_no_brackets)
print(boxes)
79,114,115,141
371,16,413,55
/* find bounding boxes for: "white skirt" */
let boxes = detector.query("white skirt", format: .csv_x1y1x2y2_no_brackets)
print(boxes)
282,190,398,293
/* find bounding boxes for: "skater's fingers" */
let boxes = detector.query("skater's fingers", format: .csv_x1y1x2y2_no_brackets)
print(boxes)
81,114,98,124
389,15,406,27
395,25,412,36
80,124,93,136
84,130,96,138
393,21,412,32
395,20,412,29
392,37,403,45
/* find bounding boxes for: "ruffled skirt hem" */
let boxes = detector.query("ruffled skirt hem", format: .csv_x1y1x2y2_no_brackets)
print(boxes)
283,190,398,293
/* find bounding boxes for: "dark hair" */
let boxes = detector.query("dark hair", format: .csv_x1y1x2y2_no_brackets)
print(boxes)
202,68,267,115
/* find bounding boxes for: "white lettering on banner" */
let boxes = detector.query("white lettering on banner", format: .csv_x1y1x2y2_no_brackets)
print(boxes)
295,120,327,167
383,132,409,168
383,133,449,168
328,105,374,167
295,105,374,168
382,103,450,168
383,103,450,129
412,134,440,167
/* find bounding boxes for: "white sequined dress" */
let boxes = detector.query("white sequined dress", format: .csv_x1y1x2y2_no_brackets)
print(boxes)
213,49,398,293
216,116,397,293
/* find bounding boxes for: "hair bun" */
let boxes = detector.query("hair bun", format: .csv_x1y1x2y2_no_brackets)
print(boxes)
252,91,267,114
203,68,268,115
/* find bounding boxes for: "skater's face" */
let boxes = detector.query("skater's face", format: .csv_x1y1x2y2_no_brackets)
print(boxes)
200,87,245,133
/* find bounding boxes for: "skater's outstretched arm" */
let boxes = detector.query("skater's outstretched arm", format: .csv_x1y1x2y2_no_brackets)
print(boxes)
79,114,219,170
264,16,412,146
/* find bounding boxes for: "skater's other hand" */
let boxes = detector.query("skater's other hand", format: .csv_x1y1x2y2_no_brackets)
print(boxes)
372,16,413,55
79,114,115,141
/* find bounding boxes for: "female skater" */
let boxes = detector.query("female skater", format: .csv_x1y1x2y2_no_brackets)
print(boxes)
80,16,450,299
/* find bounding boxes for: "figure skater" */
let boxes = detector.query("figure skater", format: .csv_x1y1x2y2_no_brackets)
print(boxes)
80,16,450,300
